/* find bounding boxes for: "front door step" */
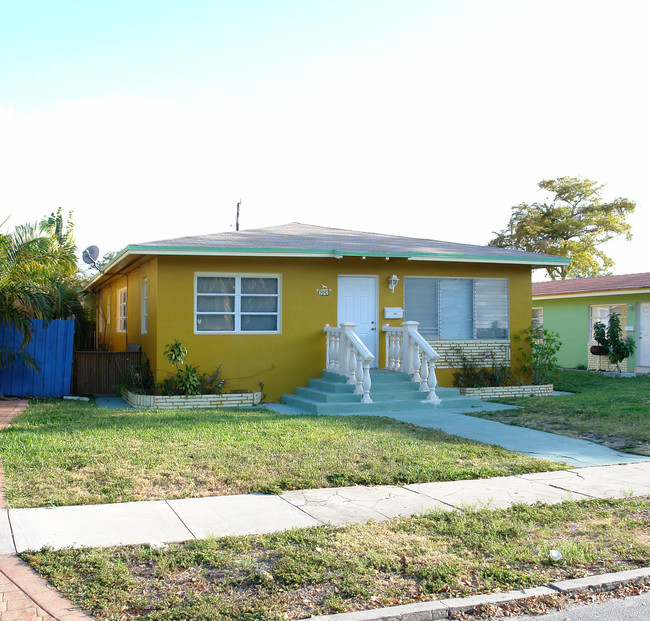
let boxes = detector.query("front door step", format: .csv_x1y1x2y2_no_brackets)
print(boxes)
281,370,483,414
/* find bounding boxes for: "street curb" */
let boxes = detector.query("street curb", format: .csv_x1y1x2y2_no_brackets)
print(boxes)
301,568,650,620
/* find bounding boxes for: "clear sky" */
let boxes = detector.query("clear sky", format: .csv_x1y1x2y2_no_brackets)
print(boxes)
1,0,647,277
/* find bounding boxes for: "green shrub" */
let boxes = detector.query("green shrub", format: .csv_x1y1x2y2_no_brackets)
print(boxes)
514,326,562,385
593,312,636,372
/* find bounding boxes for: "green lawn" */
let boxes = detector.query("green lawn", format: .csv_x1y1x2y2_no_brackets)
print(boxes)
466,370,650,455
0,400,563,509
22,496,650,620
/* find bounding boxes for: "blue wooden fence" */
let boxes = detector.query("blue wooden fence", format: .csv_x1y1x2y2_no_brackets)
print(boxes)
0,319,75,397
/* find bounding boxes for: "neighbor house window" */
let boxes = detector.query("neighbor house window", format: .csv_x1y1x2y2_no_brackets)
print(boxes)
141,278,148,334
195,275,280,333
404,277,509,340
117,288,128,333
106,295,111,324
590,304,625,338
532,308,544,329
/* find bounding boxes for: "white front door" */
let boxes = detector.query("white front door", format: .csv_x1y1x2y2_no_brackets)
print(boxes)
337,275,378,365
639,303,650,366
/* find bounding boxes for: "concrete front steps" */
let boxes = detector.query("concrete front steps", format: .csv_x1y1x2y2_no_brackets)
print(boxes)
281,369,484,414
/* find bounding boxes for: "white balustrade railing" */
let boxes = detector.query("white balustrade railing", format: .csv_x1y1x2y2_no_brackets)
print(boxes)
383,321,441,404
323,322,374,403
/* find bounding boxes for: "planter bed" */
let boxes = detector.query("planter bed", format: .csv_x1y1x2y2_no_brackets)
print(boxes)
123,389,262,409
459,384,553,398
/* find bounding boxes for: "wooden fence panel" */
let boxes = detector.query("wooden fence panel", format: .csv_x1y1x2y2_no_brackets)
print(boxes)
72,351,143,395
0,319,75,397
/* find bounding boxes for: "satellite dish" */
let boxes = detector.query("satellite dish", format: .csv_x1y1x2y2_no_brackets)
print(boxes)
82,245,100,265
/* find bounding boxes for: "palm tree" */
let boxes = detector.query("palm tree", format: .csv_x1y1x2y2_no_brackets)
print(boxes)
0,209,89,372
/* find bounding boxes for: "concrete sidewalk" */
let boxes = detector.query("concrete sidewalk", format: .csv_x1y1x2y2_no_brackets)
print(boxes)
1,461,649,554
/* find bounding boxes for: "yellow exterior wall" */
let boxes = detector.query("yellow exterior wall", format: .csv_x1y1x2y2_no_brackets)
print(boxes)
95,254,532,400
95,258,158,363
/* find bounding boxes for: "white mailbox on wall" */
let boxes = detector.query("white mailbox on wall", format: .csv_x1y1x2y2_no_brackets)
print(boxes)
384,307,404,319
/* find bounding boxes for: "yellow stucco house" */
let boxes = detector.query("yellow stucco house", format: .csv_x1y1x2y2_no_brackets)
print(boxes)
87,223,568,404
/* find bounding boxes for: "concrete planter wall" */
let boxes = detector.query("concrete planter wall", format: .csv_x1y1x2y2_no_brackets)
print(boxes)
123,389,262,409
459,384,553,398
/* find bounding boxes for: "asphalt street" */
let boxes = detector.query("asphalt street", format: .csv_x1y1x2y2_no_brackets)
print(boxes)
508,591,650,621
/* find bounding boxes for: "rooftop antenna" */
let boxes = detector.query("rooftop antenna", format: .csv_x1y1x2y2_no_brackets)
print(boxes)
82,245,104,273
235,200,241,231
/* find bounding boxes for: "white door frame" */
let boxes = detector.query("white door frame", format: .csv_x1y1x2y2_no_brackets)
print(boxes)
639,302,650,367
337,275,379,366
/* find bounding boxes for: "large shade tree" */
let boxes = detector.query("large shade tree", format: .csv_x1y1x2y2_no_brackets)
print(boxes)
489,177,636,279
0,208,89,371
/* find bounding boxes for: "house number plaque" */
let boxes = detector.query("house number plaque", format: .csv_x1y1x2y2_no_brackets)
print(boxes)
317,284,331,296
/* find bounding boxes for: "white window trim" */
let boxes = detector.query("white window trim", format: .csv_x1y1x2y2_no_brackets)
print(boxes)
117,288,127,333
194,273,282,334
141,278,148,335
590,304,626,339
403,275,510,341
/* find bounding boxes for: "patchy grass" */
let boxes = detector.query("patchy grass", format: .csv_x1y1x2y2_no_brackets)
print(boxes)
22,496,650,620
468,370,650,455
0,400,562,508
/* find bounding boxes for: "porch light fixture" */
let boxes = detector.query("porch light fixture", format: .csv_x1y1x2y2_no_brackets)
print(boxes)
388,274,399,293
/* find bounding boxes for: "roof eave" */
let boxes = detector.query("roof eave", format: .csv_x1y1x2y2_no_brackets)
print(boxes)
533,287,650,300
85,245,569,290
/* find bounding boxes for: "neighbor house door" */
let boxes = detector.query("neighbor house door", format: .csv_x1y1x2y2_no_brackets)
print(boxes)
337,275,378,365
639,303,650,367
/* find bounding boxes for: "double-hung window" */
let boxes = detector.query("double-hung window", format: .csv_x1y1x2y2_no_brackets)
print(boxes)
195,275,280,333
404,277,509,340
117,288,127,333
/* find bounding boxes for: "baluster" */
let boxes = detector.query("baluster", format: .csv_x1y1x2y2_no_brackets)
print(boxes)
361,361,372,403
384,330,391,369
346,343,357,385
386,331,393,370
398,332,407,373
424,359,441,404
411,343,422,383
354,353,364,395
325,329,332,371
419,353,428,392
331,332,340,372
390,333,399,370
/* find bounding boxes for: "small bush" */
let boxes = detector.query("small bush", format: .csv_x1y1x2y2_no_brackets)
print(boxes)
452,348,513,388
593,312,636,372
514,326,562,385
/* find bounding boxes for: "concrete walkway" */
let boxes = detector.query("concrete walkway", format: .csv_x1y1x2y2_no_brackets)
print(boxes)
1,461,649,554
266,401,649,467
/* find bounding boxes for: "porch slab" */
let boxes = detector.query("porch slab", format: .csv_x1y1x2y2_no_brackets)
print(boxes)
281,485,454,526
166,494,321,537
517,462,650,498
405,475,590,509
10,500,193,552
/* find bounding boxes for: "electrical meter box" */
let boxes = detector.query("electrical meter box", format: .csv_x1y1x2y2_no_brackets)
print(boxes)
384,307,404,319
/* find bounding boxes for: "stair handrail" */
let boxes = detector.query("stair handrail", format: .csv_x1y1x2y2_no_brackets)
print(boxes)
383,321,441,404
324,323,374,403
